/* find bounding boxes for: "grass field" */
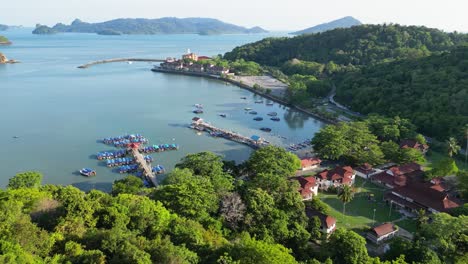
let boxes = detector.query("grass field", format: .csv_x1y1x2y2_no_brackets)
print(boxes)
318,177,417,233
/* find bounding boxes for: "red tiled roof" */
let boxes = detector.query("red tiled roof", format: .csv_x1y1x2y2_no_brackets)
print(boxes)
372,223,397,237
292,176,316,198
316,166,354,182
305,208,336,229
301,158,322,168
197,56,211,60
400,139,429,152
391,182,460,212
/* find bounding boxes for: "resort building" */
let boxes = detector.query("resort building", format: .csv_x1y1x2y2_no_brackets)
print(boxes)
315,166,355,190
206,65,230,75
367,223,398,244
291,176,318,200
182,52,198,61
399,139,429,154
300,157,322,171
355,163,380,179
305,208,337,235
370,163,460,213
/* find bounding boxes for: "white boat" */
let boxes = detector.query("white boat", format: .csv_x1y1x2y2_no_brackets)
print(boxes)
127,61,133,65
194,104,203,109
79,168,96,177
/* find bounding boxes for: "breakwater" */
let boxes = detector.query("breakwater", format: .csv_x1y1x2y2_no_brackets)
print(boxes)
78,58,165,69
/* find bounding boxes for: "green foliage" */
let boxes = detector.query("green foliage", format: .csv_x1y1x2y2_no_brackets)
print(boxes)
456,170,468,198
111,175,144,196
230,59,263,75
336,46,468,140
311,122,384,165
247,145,301,176
325,228,369,264
32,24,57,34
225,233,298,264
288,74,331,102
398,148,426,164
446,137,461,157
7,171,43,189
0,35,9,43
225,24,467,66
427,158,459,178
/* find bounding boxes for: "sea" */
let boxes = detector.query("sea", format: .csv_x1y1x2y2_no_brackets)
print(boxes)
0,28,325,191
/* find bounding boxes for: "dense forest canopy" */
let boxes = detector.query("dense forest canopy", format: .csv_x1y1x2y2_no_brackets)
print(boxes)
335,46,468,140
224,24,468,67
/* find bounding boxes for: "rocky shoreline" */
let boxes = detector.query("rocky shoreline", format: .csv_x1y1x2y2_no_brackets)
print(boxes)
0,52,18,64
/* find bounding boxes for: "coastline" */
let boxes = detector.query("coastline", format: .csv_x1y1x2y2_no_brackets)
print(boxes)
151,67,337,125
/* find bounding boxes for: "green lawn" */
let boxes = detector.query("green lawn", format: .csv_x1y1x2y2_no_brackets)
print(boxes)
318,177,413,232
425,150,468,171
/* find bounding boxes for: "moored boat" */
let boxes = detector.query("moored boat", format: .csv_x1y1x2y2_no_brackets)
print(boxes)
193,109,204,114
79,168,96,177
260,127,272,132
194,104,203,109
253,117,263,121
266,102,274,106
244,107,252,111
271,117,280,121
249,111,258,115
255,100,263,104
240,97,247,99
219,113,227,118
267,112,277,116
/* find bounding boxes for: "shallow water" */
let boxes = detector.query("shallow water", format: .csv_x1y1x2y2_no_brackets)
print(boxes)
0,28,325,190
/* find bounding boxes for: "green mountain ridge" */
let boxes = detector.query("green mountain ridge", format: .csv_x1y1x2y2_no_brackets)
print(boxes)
32,17,268,35
224,24,468,140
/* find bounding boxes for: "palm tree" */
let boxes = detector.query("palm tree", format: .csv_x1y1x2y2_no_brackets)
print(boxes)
338,185,354,216
446,137,461,157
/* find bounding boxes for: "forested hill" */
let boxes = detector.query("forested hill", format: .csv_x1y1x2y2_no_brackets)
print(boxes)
32,18,268,35
224,24,468,66
335,46,468,140
290,16,362,35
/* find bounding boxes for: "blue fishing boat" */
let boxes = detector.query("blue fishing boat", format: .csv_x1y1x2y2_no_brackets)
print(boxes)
193,109,204,114
79,168,96,177
271,117,280,121
253,117,263,121
249,111,258,115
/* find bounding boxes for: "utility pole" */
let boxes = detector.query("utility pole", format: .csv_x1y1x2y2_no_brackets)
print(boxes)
373,208,376,226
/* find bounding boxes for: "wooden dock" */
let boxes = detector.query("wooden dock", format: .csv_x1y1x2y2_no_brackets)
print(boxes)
130,148,158,187
78,58,165,69
191,119,269,149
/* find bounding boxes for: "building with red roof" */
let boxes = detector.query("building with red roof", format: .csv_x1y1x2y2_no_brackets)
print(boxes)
291,176,318,200
355,163,379,179
371,163,460,213
305,208,337,235
367,223,398,244
300,157,322,171
400,139,429,154
315,166,355,190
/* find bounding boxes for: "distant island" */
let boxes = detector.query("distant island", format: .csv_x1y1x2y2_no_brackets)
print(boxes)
290,16,362,35
0,24,8,31
0,35,11,45
32,18,268,35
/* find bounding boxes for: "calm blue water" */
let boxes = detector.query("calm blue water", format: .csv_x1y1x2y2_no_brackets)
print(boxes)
0,28,325,190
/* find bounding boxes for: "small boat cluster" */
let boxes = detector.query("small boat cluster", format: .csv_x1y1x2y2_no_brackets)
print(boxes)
152,165,166,174
140,144,179,153
118,164,139,174
287,139,312,151
97,149,128,160
102,134,148,148
106,156,153,167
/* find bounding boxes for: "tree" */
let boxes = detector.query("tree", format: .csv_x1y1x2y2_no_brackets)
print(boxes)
247,146,301,177
226,233,298,264
7,172,42,189
325,228,369,264
414,134,427,144
338,185,354,216
311,125,350,160
111,175,144,196
219,192,246,230
381,141,401,162
446,137,461,157
153,168,219,221
427,158,459,179
176,152,234,195
415,209,429,230
456,170,468,198
398,148,425,164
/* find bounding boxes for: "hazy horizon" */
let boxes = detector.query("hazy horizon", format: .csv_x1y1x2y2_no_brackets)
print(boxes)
2,0,468,32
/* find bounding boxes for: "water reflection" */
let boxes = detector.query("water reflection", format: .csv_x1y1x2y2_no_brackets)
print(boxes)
283,108,310,129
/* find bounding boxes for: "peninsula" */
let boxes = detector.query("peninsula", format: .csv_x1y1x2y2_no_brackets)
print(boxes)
32,17,268,35
0,52,17,64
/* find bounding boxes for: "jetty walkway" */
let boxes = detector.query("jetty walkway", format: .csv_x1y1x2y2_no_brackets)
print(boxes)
78,58,165,69
130,148,158,187
191,118,269,149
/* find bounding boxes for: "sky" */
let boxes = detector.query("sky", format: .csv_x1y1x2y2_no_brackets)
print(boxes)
2,0,468,32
